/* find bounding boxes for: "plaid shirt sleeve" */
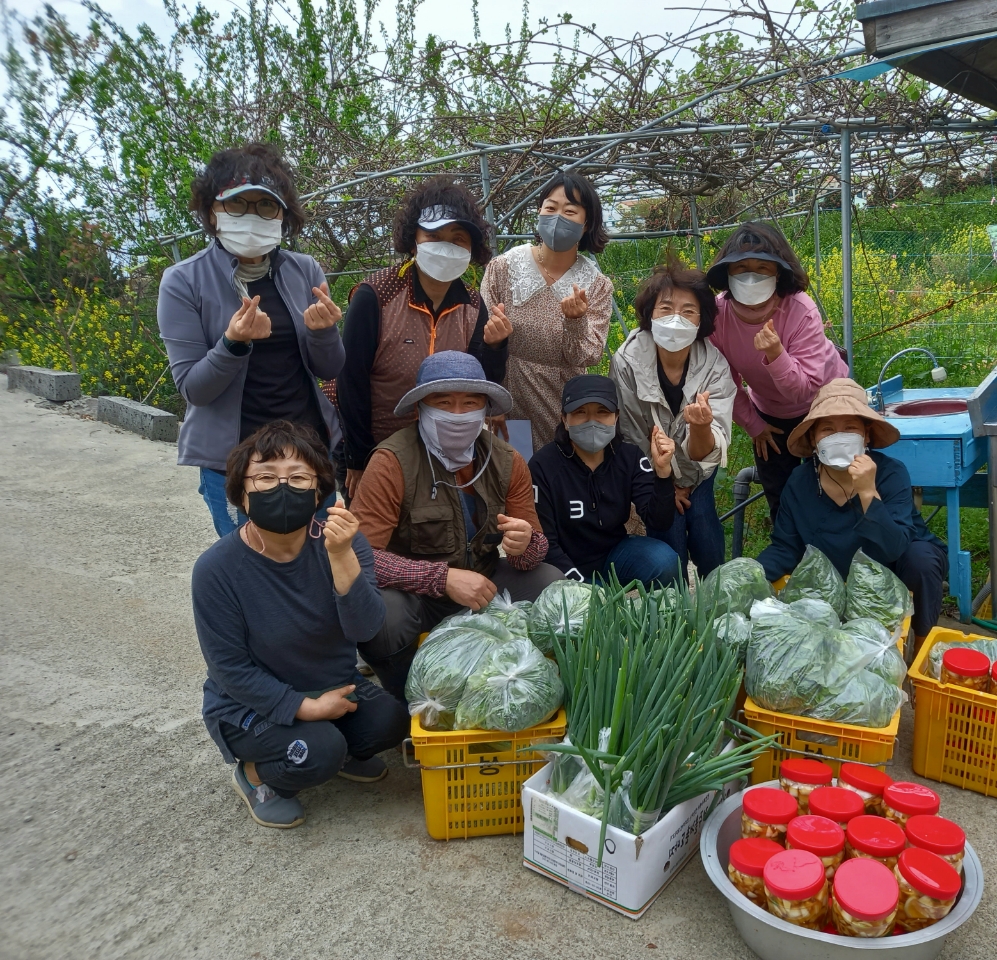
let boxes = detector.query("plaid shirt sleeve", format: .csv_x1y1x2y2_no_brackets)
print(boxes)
506,529,548,572
373,549,449,598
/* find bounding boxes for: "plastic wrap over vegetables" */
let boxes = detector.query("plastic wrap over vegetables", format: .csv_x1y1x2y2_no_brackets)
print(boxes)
843,618,906,687
844,549,913,634
787,598,840,629
713,611,752,665
779,545,846,618
482,590,531,637
404,614,512,729
699,557,775,617
810,669,905,728
528,580,595,655
926,638,997,680
454,638,563,732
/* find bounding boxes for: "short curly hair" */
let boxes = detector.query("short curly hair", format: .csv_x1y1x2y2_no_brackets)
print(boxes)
392,177,492,265
633,258,718,339
190,143,307,239
535,172,609,254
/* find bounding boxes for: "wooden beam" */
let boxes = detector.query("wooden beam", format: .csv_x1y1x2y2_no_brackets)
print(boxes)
871,0,997,55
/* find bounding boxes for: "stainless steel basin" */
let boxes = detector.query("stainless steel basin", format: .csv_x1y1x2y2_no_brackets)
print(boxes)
887,399,968,417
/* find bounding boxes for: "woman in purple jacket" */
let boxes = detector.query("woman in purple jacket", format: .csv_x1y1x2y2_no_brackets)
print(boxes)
157,143,345,536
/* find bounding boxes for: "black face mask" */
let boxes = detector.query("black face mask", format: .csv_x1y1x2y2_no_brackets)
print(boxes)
246,484,317,535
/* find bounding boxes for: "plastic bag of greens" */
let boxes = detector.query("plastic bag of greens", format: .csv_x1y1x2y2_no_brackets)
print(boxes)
779,546,846,618
787,598,841,629
551,728,609,815
844,549,913,634
548,735,583,795
404,616,512,729
810,669,905,728
482,590,531,637
926,639,997,680
528,580,594,655
609,770,661,836
454,638,563,732
842,618,906,687
713,611,752,665
700,557,774,617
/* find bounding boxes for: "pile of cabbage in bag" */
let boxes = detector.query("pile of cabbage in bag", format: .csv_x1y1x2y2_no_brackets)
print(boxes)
779,546,846,619
844,549,913,636
699,557,774,618
404,590,564,731
528,580,596,655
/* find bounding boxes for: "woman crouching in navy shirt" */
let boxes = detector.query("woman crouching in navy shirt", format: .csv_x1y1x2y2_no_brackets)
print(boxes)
528,374,681,588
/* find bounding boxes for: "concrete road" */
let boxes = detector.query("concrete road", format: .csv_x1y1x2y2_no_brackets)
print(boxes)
1,377,993,960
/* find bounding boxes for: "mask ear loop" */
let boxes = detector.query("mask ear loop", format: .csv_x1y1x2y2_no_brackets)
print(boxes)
308,516,327,539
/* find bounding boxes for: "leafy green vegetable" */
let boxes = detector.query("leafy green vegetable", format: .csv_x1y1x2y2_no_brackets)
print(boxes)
787,598,840,628
454,638,563,732
482,590,532,637
699,557,774,617
779,545,846,618
810,669,904,728
844,549,913,634
713,611,752,665
842,618,906,686
528,580,596,655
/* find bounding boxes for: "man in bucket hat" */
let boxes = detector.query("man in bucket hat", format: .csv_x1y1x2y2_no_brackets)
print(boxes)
757,378,947,648
349,351,564,697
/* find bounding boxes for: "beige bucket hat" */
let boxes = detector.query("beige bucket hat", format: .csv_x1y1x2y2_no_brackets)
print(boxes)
787,378,901,457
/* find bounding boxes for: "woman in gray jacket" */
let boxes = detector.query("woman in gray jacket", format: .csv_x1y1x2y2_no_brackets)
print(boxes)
610,260,735,577
157,143,344,536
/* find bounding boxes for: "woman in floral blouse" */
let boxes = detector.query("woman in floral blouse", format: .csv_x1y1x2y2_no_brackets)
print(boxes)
480,172,614,450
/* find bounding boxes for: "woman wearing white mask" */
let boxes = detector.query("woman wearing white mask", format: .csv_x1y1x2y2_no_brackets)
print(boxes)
158,143,345,537
610,260,735,577
758,379,947,648
336,178,505,502
707,222,848,521
480,171,614,451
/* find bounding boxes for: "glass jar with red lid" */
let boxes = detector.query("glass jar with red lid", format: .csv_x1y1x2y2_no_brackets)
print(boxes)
883,781,940,828
741,787,799,844
807,786,865,828
763,848,828,929
786,815,845,881
906,815,966,876
837,763,892,816
941,648,991,692
893,847,961,932
845,815,906,870
779,758,833,815
991,660,997,695
728,837,784,908
831,857,899,937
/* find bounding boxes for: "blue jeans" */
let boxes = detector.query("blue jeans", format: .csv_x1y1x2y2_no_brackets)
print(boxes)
199,468,247,538
646,469,725,578
597,535,682,590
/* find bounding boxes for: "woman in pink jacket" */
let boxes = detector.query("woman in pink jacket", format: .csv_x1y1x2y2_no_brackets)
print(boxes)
707,222,848,520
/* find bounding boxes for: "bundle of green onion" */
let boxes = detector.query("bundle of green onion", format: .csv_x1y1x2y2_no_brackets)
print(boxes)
537,572,774,863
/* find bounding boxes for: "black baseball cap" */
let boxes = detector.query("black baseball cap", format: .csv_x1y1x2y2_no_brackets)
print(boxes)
561,374,619,413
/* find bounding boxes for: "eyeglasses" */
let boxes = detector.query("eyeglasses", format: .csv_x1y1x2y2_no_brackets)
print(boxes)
246,472,317,492
220,196,283,220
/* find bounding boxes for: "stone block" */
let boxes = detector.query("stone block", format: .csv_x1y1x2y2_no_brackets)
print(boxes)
97,396,179,443
8,365,81,401
0,349,19,373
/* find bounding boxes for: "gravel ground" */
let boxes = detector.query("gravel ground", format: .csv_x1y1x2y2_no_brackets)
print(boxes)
1,377,994,960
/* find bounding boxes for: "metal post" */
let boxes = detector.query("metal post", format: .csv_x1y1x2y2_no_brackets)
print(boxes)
171,241,182,264
689,196,703,270
479,151,498,255
990,434,997,621
813,196,821,300
840,129,853,375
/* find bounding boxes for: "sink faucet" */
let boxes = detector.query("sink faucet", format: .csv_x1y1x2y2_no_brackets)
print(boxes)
875,348,947,412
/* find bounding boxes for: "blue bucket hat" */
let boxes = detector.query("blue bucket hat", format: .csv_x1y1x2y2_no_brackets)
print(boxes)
394,351,513,417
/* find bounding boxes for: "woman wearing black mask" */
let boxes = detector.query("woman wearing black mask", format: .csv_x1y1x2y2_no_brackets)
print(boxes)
190,420,408,830
528,374,682,589
481,172,614,451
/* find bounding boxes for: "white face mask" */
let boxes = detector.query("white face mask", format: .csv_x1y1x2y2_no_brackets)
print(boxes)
816,432,866,470
214,211,283,259
728,271,777,306
650,314,699,352
415,241,472,283
418,403,487,472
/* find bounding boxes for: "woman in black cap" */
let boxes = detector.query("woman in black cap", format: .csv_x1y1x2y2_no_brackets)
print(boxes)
528,374,682,589
706,221,848,520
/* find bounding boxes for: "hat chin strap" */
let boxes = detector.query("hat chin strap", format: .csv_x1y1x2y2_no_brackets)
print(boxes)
428,426,495,500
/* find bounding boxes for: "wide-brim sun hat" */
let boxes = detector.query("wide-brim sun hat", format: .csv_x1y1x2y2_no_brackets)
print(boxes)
394,350,513,417
787,378,901,457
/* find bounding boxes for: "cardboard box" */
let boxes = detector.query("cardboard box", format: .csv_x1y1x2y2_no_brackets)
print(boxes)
522,762,741,919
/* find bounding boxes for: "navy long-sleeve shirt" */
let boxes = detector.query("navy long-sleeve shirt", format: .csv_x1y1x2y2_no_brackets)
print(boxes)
757,451,943,581
192,529,385,762
529,437,675,578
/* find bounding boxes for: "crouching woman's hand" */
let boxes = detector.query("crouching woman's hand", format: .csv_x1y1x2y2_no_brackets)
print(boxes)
323,505,362,594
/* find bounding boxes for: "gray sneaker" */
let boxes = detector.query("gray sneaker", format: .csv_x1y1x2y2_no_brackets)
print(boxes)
337,754,388,782
231,762,305,828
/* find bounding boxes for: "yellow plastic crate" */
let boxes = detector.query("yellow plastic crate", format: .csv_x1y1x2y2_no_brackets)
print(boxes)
909,627,997,797
406,708,567,840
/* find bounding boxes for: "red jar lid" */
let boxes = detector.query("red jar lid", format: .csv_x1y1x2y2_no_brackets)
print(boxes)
763,849,826,900
808,786,865,824
838,762,892,797
729,837,784,878
884,781,940,817
942,648,990,678
742,786,799,825
832,858,899,921
786,815,845,856
992,661,997,683
846,815,906,857
897,847,961,901
780,758,834,786
906,815,966,857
